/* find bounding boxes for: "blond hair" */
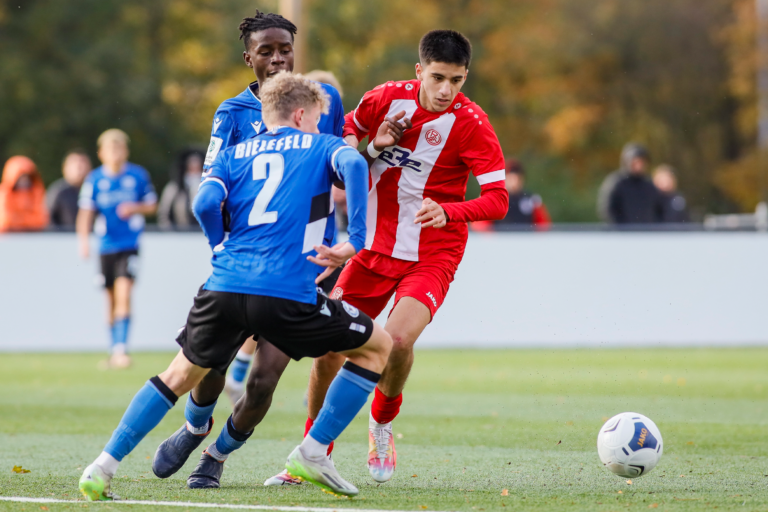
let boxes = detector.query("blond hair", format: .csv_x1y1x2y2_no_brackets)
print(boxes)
97,128,130,148
303,70,343,98
260,71,330,126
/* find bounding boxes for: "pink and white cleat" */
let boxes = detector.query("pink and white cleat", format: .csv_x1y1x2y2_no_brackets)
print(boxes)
263,469,303,486
368,415,397,482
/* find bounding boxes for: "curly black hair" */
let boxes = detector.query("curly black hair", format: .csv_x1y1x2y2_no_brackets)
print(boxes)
239,10,297,50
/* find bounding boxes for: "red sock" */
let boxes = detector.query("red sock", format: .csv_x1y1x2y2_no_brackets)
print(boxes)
370,387,403,424
305,417,334,456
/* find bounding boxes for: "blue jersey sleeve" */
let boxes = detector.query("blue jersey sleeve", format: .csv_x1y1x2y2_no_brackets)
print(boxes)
196,150,230,250
78,172,98,211
138,168,157,204
204,110,236,170
327,86,345,137
330,143,367,252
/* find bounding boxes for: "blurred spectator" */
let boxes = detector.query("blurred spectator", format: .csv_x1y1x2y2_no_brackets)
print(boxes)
608,146,664,224
303,70,344,98
158,148,205,230
597,142,650,222
493,158,551,229
653,164,689,223
47,149,92,229
0,156,49,232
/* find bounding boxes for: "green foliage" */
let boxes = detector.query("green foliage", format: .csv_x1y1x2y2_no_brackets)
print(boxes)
1,349,768,510
0,0,758,219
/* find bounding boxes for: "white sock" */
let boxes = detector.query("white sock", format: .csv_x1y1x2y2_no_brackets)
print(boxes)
235,350,253,362
205,443,228,462
300,434,329,459
111,343,126,356
94,451,119,477
369,412,390,429
225,376,244,390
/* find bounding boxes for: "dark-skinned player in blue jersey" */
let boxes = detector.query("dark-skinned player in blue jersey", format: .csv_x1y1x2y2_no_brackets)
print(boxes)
79,72,392,500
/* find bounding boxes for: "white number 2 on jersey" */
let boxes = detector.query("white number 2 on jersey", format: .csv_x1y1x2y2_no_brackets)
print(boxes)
248,153,284,226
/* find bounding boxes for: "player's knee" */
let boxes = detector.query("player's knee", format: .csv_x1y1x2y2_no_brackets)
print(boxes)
388,331,415,356
315,351,345,373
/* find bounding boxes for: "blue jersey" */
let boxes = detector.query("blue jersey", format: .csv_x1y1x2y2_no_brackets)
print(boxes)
198,126,366,304
203,81,345,245
78,163,157,254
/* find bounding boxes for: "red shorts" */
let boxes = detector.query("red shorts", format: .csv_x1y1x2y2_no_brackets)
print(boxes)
330,250,458,321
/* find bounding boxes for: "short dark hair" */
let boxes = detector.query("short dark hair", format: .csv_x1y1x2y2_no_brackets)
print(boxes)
419,30,472,68
62,148,90,165
239,10,297,50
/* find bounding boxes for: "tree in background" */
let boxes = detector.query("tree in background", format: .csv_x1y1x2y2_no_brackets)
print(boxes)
0,0,760,220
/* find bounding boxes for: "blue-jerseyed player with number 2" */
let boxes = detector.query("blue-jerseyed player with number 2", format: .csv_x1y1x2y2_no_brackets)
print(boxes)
79,72,392,500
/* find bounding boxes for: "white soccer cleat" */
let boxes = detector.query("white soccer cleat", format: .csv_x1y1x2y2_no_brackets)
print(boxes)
368,416,397,483
285,446,358,497
264,468,303,486
224,376,245,405
79,463,119,501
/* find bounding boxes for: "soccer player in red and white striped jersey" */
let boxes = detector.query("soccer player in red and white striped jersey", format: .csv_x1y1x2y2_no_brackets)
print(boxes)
267,29,509,486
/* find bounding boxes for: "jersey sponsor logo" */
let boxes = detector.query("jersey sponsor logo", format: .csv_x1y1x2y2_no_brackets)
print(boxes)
331,287,343,300
342,301,359,318
251,121,263,134
425,129,442,146
380,146,423,173
426,291,438,308
204,136,224,166
213,117,223,133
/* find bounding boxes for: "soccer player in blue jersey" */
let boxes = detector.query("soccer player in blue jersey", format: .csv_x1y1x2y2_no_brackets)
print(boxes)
78,72,392,500
76,129,157,369
201,10,345,406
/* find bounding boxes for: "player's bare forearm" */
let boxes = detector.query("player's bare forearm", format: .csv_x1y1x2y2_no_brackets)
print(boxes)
76,208,95,259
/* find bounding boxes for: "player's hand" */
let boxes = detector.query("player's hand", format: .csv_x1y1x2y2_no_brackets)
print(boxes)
414,198,447,229
372,110,412,151
116,202,138,220
308,242,357,284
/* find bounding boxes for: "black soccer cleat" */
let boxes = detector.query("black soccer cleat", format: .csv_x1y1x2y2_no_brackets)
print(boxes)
152,420,212,479
187,451,225,489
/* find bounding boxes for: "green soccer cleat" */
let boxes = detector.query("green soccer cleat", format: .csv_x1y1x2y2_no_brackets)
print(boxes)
285,445,358,498
79,463,118,501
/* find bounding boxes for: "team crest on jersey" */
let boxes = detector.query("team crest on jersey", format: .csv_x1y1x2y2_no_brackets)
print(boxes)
425,129,442,146
405,83,414,91
331,288,343,300
454,102,462,109
342,301,359,318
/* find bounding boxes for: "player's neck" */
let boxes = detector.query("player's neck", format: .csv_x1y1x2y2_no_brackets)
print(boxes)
417,87,448,114
102,162,126,176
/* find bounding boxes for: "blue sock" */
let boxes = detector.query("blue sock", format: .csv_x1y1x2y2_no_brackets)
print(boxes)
104,376,178,461
229,354,251,384
113,317,130,346
184,394,216,433
309,362,380,445
207,415,252,461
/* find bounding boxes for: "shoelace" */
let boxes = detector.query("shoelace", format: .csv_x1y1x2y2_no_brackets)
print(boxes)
372,427,391,460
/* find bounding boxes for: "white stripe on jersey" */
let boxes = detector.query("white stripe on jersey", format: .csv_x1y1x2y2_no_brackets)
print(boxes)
366,99,420,250
391,113,456,261
476,169,505,186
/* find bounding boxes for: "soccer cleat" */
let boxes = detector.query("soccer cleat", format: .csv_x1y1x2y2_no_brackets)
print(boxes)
264,469,303,486
285,445,358,497
187,451,224,489
224,377,245,406
108,353,132,369
152,419,213,478
368,418,397,483
79,463,118,501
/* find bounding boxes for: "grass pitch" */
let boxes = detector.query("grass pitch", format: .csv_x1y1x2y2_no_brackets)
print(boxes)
1,349,767,511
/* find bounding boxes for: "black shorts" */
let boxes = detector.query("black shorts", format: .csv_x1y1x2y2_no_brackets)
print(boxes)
175,287,374,374
100,249,139,288
318,265,344,295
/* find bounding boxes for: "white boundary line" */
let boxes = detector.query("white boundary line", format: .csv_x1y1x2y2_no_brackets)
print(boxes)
0,496,449,512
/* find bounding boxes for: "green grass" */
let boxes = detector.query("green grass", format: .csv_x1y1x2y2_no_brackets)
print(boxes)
1,349,768,511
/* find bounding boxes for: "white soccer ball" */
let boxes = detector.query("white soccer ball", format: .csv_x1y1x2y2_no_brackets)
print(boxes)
597,412,663,478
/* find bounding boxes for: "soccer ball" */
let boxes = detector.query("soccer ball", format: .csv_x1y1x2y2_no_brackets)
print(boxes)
597,412,663,478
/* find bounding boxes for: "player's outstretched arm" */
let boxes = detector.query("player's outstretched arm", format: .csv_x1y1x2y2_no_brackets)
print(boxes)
75,208,95,259
192,182,226,251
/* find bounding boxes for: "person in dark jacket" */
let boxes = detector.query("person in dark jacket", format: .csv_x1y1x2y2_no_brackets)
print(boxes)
157,149,205,230
47,149,91,229
597,142,651,222
608,147,663,224
652,164,689,223
493,158,550,229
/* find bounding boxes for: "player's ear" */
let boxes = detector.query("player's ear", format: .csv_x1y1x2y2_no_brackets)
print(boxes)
243,51,253,69
415,62,422,81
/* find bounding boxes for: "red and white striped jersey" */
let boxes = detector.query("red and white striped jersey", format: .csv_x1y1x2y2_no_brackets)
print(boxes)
344,79,507,263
